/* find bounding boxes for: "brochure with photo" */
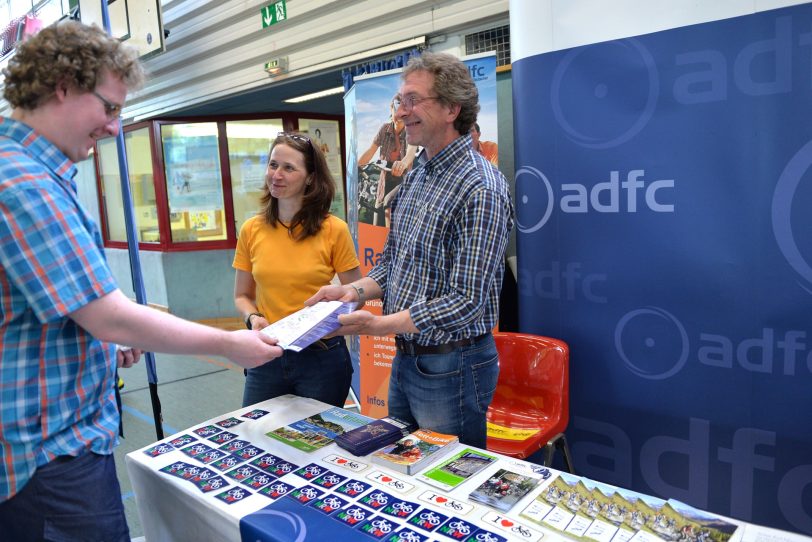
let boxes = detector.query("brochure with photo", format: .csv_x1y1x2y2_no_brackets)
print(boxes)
370,429,458,475
260,301,356,351
521,473,592,539
266,406,373,452
582,480,629,542
468,467,542,513
654,499,740,542
627,490,667,542
417,447,498,492
521,473,673,542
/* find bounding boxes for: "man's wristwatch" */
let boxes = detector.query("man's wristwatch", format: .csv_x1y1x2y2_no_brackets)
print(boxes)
245,312,264,329
350,283,365,303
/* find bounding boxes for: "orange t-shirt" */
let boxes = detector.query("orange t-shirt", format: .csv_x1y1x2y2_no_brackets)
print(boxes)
233,214,359,323
478,140,499,166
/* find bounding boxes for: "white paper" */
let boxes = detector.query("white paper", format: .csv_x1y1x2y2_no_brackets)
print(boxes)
259,301,355,351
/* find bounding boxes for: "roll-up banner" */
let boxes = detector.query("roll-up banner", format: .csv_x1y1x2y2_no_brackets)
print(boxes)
344,52,499,418
512,2,812,534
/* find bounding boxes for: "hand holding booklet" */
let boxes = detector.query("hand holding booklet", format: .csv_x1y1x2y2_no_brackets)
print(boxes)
260,301,356,351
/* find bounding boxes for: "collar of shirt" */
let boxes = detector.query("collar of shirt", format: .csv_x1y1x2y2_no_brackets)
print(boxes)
415,132,474,174
0,116,78,191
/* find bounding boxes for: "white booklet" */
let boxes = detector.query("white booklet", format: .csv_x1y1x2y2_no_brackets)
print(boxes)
259,301,356,351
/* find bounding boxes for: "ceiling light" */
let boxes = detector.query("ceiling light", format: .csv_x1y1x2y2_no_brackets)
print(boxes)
284,86,344,104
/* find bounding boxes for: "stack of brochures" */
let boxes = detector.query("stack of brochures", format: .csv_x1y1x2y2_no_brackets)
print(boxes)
370,428,458,475
334,416,416,456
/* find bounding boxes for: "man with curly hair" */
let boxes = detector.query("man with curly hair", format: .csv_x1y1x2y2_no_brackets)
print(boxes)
0,21,282,540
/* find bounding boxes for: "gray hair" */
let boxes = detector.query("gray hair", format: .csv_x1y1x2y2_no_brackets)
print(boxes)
402,51,479,135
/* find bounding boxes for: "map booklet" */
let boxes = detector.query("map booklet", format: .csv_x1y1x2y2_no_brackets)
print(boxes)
370,429,458,475
334,416,416,456
266,407,373,453
416,447,498,492
260,301,356,351
468,467,543,513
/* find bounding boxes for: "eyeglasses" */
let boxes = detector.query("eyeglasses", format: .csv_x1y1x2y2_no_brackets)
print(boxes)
393,95,441,111
91,90,123,119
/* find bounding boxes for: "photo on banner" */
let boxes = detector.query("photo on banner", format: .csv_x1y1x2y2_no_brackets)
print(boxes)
344,52,498,417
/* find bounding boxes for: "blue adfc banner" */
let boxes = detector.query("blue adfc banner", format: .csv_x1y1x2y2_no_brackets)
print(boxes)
514,4,812,535
240,493,369,541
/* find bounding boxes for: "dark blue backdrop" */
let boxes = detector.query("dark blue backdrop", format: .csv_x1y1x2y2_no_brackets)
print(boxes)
514,4,812,535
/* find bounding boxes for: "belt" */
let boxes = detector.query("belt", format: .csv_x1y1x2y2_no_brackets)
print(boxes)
306,336,343,351
395,334,487,356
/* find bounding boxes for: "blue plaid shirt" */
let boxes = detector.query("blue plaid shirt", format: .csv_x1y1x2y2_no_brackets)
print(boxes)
368,134,514,345
0,116,119,502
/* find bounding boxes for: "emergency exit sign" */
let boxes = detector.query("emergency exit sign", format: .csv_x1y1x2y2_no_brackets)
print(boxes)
261,0,287,28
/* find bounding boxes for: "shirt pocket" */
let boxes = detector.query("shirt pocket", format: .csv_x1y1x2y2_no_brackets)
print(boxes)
405,204,452,273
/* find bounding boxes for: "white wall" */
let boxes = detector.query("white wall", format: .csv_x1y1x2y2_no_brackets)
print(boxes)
510,0,811,61
0,0,510,118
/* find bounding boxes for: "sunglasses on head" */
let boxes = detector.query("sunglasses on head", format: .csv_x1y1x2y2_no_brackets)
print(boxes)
277,132,313,147
273,132,315,165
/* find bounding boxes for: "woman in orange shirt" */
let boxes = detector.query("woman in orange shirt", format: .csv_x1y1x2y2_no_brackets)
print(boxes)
233,132,361,407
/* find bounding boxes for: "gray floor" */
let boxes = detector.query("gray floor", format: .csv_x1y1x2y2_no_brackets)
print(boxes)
114,351,250,540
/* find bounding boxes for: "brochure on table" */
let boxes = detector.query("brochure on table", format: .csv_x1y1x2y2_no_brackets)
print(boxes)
130,400,765,542
371,428,458,475
266,406,373,453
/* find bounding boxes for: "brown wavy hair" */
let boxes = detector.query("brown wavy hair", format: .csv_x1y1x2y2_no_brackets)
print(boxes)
260,132,336,241
3,20,144,110
402,51,479,135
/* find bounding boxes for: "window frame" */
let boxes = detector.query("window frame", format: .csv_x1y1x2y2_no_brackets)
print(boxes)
94,112,345,252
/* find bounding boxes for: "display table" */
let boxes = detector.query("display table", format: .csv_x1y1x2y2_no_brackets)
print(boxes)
126,395,810,542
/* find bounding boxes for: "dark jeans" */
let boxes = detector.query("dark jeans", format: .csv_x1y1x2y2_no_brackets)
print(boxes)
0,451,129,542
388,334,499,448
242,336,353,408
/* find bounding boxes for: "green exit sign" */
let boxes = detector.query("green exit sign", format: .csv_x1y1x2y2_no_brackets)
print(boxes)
261,0,287,28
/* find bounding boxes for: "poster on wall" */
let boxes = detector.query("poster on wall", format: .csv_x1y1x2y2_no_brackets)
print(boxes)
301,118,345,219
345,52,498,417
512,2,812,535
163,134,224,213
239,160,266,193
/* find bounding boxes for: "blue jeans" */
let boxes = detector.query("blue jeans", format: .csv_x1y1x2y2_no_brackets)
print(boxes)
387,334,499,448
243,336,353,408
0,451,129,542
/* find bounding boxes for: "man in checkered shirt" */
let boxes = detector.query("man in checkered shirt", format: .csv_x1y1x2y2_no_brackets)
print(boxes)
308,51,514,449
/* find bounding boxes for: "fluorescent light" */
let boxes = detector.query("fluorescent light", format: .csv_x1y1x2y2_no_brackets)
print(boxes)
284,86,345,104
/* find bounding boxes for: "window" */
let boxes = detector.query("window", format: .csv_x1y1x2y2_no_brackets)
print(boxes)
161,123,227,243
98,127,159,243
465,25,511,67
225,119,283,235
93,114,343,251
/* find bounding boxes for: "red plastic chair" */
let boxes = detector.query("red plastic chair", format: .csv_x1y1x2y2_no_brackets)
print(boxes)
486,332,574,472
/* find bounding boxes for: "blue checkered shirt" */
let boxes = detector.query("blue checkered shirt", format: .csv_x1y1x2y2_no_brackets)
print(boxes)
368,134,514,345
0,116,119,502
